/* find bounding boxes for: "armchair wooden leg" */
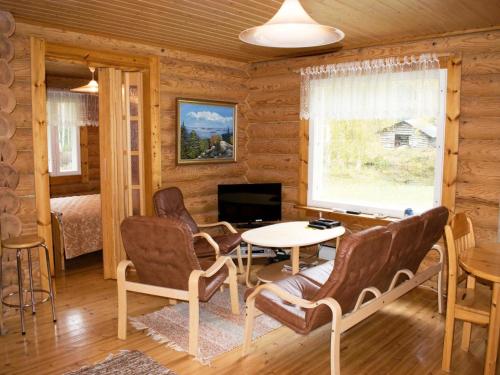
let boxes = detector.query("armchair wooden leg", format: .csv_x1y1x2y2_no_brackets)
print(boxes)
117,280,127,340
242,297,256,356
330,307,342,375
236,245,244,275
188,293,200,356
228,267,239,315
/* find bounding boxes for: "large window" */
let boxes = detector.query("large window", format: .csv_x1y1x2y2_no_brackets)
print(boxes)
302,54,446,218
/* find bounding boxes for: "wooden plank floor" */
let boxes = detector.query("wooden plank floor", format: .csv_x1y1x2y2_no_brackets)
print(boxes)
0,253,492,374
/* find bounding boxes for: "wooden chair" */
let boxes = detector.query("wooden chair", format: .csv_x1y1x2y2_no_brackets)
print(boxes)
117,216,239,356
442,212,491,372
153,187,244,274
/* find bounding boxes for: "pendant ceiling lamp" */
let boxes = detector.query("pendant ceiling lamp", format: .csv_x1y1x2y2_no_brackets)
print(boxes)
239,0,344,48
71,67,98,93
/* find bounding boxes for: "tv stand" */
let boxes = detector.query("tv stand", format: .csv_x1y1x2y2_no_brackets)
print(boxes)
235,221,279,229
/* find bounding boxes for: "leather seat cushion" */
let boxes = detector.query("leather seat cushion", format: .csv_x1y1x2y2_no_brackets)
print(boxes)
299,261,334,286
194,233,242,258
198,260,228,302
245,274,321,334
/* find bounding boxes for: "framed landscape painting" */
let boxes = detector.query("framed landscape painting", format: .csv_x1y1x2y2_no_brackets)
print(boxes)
176,98,237,164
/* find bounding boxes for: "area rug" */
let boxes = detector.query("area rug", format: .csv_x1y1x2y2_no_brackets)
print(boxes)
64,350,176,374
130,285,282,364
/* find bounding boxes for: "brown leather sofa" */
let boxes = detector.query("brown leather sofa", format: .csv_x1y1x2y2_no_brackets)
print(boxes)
117,216,240,356
243,206,448,375
153,187,244,273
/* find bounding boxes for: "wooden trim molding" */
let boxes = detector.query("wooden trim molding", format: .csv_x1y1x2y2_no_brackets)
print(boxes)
295,205,396,226
30,37,53,284
298,119,309,217
441,55,462,212
32,41,162,279
142,56,161,215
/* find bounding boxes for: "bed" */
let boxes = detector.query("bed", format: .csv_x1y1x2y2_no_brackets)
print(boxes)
50,194,103,270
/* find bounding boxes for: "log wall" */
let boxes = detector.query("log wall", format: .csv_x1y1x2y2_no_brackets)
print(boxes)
159,55,249,224
246,29,500,244
1,15,38,319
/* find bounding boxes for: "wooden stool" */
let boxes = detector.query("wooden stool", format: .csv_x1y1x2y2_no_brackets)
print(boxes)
0,235,57,335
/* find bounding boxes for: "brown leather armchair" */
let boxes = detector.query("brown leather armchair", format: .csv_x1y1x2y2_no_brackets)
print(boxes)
153,187,244,274
117,216,239,356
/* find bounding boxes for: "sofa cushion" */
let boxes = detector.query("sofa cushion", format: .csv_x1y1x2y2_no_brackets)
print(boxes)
299,261,335,286
245,274,321,334
198,259,229,302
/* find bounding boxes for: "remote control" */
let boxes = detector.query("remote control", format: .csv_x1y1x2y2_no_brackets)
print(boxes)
318,219,341,227
308,223,326,230
317,218,335,224
346,210,361,215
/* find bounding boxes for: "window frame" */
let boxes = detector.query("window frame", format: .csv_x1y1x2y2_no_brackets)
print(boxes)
47,124,82,177
298,55,461,219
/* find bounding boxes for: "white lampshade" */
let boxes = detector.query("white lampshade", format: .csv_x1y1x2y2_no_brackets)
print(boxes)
71,67,99,94
239,0,344,48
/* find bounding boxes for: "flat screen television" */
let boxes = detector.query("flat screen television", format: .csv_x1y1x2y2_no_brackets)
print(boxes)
218,183,282,224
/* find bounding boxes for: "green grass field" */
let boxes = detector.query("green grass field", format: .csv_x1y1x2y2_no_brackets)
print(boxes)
318,175,434,213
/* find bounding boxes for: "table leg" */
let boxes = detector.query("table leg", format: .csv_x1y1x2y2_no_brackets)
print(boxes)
291,246,300,275
485,282,500,375
245,243,254,288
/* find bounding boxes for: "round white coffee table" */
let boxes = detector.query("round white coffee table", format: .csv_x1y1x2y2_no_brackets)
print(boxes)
242,221,345,287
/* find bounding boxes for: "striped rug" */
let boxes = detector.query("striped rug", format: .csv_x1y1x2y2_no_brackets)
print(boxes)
64,350,175,374
130,285,282,364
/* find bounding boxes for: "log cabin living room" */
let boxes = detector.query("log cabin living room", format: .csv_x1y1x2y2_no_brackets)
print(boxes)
0,1,499,374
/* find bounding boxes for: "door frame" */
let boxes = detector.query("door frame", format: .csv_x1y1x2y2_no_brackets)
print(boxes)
30,37,161,281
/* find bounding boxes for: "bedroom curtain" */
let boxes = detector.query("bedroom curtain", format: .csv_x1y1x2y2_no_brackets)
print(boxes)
299,53,441,121
47,88,99,128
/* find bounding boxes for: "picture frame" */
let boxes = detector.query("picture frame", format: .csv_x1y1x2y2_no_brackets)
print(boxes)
176,98,237,164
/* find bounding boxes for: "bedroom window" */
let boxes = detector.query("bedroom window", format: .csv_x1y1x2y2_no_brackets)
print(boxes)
46,89,98,177
301,54,447,218
47,125,81,176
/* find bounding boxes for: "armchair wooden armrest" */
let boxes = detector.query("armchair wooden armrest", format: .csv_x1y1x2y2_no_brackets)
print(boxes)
243,282,343,375
198,221,238,234
193,232,220,257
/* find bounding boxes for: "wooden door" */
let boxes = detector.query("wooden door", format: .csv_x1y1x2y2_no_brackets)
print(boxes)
123,72,146,216
99,67,128,279
99,69,147,279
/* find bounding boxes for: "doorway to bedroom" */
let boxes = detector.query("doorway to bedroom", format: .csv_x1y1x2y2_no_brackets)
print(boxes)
31,39,161,283
45,60,103,274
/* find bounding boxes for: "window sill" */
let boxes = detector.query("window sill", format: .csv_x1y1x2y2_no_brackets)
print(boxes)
49,175,83,185
294,204,398,226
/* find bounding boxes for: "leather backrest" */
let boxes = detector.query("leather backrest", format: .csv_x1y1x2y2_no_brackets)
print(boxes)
306,226,392,328
153,187,199,234
372,215,425,292
406,206,449,273
120,216,202,291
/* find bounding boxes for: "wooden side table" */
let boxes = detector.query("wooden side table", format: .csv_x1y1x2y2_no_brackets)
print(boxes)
459,243,500,375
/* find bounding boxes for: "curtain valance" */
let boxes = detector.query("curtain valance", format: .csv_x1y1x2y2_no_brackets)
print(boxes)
299,53,441,121
47,88,99,128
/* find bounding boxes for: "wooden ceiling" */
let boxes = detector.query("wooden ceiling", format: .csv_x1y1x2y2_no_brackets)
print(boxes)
2,0,500,62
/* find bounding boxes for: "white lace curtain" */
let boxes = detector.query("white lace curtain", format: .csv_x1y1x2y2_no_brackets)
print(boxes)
47,88,99,128
300,53,441,121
